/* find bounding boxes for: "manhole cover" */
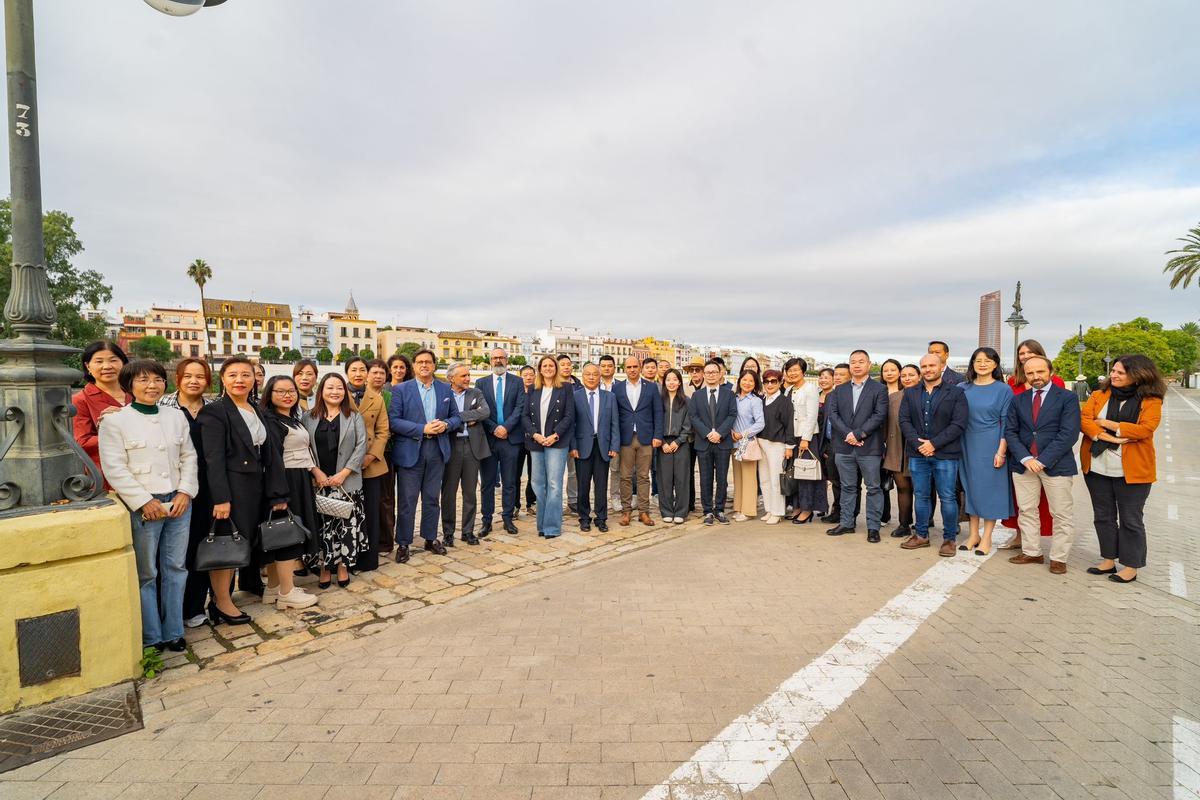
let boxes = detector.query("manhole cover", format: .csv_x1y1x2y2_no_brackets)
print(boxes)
0,682,142,773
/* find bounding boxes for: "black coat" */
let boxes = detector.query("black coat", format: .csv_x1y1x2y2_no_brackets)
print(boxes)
898,383,969,460
759,393,795,444
197,397,288,540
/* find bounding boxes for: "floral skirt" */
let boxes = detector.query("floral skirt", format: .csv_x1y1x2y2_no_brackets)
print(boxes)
312,486,366,570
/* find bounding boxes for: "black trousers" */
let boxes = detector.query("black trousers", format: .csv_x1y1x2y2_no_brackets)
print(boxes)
575,440,610,524
519,445,537,507
688,445,698,511
356,474,384,572
1084,471,1151,569
697,447,731,515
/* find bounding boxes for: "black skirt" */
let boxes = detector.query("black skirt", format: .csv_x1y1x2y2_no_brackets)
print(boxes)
282,466,318,561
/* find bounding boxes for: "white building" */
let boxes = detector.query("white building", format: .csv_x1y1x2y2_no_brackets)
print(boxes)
294,306,330,360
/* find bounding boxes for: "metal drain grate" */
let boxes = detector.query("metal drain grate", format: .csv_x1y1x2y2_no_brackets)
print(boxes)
0,682,142,773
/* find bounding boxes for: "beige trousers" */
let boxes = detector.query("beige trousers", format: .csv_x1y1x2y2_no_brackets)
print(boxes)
732,458,759,517
1013,469,1076,562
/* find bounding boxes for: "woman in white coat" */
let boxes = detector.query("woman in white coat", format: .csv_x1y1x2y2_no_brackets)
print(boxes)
783,357,822,523
99,359,198,652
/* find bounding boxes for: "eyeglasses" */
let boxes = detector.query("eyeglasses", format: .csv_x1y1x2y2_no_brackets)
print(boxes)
133,376,166,385
764,379,780,384
273,389,298,396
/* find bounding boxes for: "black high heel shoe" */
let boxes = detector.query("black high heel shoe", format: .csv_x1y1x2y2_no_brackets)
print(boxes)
791,513,813,525
207,603,251,626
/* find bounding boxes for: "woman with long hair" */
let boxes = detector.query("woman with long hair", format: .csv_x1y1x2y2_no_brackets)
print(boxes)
878,358,903,525
784,358,823,524
258,375,319,609
518,364,537,513
73,340,131,479
738,356,761,377
368,359,397,555
302,373,367,588
1000,339,1066,550
343,356,391,571
656,368,692,523
293,359,320,413
731,370,765,521
1081,354,1165,584
525,355,575,537
958,347,1013,555
883,364,920,538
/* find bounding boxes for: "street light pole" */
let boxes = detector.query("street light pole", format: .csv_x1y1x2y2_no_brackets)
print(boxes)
1004,281,1028,373
1073,324,1086,377
0,0,101,512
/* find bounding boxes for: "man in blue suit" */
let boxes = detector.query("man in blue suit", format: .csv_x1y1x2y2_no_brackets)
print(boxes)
476,348,525,536
570,363,621,532
688,360,738,525
388,348,462,563
825,349,890,542
613,356,663,527
1004,355,1080,574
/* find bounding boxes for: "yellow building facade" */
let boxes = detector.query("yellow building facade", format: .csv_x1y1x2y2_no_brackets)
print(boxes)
204,298,293,360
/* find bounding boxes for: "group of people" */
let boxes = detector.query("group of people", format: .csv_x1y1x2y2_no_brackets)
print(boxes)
73,336,1165,653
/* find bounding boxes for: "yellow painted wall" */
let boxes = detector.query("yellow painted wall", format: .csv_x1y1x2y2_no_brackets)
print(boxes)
0,500,141,713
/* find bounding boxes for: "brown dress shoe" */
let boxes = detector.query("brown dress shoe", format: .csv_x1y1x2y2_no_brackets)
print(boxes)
1008,553,1044,565
938,540,957,558
1000,535,1022,551
620,512,631,527
900,535,930,549
1049,560,1067,574
639,512,655,526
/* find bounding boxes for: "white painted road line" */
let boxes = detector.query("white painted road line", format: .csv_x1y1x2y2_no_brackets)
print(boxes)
1170,386,1200,418
1169,504,1179,521
1170,561,1189,601
1175,715,1200,799
640,553,992,799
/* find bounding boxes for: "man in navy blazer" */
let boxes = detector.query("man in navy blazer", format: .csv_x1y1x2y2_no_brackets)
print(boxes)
825,350,890,541
476,348,526,535
688,360,738,525
389,348,462,562
1004,355,1080,573
612,356,663,527
929,340,965,386
570,363,621,532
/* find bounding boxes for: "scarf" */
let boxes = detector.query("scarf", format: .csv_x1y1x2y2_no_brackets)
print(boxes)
349,385,366,404
1090,384,1140,458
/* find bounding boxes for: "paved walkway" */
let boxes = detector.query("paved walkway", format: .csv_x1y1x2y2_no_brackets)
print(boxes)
2,391,1197,799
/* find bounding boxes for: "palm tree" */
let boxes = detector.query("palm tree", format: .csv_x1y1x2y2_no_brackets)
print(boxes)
1164,225,1200,289
186,258,214,362
1181,321,1200,339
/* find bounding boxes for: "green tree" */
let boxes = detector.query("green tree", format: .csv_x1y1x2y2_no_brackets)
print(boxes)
258,345,281,362
132,335,175,363
0,200,112,354
359,348,375,360
336,347,355,364
186,258,214,362
1164,223,1200,289
471,354,488,367
282,348,302,363
1164,328,1199,385
509,354,527,367
1053,318,1175,380
316,347,333,364
398,341,421,359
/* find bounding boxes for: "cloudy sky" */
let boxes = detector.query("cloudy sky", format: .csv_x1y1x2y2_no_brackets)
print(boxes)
14,1,1200,362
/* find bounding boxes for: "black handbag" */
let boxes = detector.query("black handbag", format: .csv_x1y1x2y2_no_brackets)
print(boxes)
195,518,252,571
259,509,309,553
779,457,798,497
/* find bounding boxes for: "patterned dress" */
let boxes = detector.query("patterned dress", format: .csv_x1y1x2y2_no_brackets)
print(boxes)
313,415,366,571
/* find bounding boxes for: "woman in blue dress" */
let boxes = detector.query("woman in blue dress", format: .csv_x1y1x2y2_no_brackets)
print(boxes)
958,347,1013,555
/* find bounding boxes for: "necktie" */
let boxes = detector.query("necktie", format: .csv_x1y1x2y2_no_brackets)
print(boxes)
1031,389,1042,456
709,389,717,425
495,376,503,424
589,390,597,431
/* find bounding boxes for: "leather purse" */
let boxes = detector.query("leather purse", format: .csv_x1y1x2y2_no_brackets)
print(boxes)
195,519,252,571
259,509,309,553
735,436,762,462
779,457,798,496
792,449,823,481
314,486,355,519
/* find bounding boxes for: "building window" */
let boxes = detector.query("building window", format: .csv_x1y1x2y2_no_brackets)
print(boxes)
221,304,231,313
190,345,199,357
267,321,275,332
341,327,348,337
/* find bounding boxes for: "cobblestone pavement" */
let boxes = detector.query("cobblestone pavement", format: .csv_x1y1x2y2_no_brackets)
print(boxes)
2,391,1197,799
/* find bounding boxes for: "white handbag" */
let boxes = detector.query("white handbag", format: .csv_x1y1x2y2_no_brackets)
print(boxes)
314,485,354,519
792,450,823,481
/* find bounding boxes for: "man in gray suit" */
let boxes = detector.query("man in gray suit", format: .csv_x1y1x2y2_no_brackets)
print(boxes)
441,363,491,546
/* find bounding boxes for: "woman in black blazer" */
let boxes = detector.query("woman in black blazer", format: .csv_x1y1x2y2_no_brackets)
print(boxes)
524,356,575,538
758,370,795,524
197,356,290,625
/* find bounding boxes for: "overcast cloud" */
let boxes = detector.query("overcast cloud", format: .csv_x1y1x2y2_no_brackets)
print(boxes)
13,1,1200,362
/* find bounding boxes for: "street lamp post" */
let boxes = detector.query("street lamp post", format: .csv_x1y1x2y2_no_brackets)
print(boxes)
1072,324,1086,377
1104,347,1113,376
1004,281,1028,373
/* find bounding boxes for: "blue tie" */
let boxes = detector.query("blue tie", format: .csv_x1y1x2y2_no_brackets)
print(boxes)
495,376,503,424
589,390,597,432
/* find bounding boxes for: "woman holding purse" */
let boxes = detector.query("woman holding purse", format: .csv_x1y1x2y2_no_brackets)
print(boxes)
197,356,291,625
731,370,765,522
259,375,320,610
784,358,823,524
656,368,692,523
302,373,368,589
757,370,794,524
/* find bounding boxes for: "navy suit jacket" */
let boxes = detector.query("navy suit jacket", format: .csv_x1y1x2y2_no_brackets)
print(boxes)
941,367,965,386
1004,384,1080,476
898,383,969,460
572,385,620,461
476,372,525,444
524,386,575,451
687,383,739,452
612,379,663,447
388,379,462,468
826,379,889,457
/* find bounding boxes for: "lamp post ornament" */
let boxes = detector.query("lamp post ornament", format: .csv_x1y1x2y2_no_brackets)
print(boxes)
1004,280,1028,372
1073,324,1086,377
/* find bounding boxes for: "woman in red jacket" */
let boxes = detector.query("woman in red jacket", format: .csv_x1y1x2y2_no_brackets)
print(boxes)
72,340,132,481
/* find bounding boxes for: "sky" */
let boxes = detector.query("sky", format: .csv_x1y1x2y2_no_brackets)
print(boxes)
11,1,1200,364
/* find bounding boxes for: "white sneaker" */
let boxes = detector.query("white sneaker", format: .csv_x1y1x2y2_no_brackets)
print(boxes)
732,513,749,522
262,585,279,605
764,515,780,525
674,517,685,524
276,588,318,610
184,614,208,629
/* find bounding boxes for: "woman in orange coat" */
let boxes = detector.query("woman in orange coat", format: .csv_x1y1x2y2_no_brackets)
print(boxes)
1080,354,1165,584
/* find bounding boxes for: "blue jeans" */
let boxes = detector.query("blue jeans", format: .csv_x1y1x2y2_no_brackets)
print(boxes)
834,452,883,530
910,457,960,541
130,492,192,646
531,446,568,537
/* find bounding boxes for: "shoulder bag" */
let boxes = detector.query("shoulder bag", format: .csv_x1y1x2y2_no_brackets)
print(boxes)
195,518,252,571
779,456,798,496
734,435,762,462
259,509,309,553
792,449,823,481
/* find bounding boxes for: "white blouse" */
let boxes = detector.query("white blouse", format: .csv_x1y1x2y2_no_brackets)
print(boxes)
281,424,316,470
237,405,267,447
540,389,554,436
